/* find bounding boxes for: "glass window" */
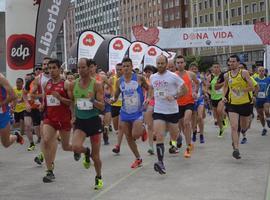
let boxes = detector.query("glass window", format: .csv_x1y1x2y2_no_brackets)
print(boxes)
260,1,265,11
244,5,249,14
238,7,241,16
205,15,208,23
252,3,257,13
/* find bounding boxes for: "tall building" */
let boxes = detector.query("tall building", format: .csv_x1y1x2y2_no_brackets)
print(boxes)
75,0,120,37
119,0,163,39
0,12,5,74
189,0,270,66
65,1,76,55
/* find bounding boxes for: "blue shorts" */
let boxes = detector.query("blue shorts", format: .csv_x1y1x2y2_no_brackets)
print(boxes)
0,111,10,129
194,98,204,111
104,103,111,113
256,99,267,109
120,110,143,123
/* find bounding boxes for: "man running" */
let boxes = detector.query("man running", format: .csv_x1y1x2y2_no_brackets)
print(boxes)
223,55,254,159
111,57,148,168
0,73,24,148
148,55,187,174
41,59,73,183
69,58,105,190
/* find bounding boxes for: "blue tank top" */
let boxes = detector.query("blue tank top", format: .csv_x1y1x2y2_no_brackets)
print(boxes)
120,73,144,120
0,86,9,114
255,77,270,100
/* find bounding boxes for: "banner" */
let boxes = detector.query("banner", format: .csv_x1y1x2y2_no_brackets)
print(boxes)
143,46,167,68
35,0,70,64
131,23,270,49
167,51,176,60
6,0,38,85
108,37,131,71
78,30,104,60
128,41,148,71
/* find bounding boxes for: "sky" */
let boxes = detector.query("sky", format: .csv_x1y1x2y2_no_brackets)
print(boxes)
0,0,5,12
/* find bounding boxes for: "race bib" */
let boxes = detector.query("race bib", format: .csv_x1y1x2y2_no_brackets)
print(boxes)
46,95,60,106
155,89,167,98
27,94,32,101
125,96,138,106
34,99,41,105
258,92,266,99
77,98,93,110
215,88,223,95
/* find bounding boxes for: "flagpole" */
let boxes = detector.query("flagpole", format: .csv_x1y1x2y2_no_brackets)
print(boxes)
63,19,68,71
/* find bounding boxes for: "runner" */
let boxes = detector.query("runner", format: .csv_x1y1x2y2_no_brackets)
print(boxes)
175,55,199,158
69,58,104,190
109,63,124,154
148,55,186,174
0,73,24,148
41,59,73,183
111,57,148,168
223,55,254,159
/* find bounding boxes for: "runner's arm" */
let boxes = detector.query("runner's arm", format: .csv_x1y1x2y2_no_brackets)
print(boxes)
0,74,16,106
222,73,229,102
242,70,255,92
140,75,149,91
94,82,105,111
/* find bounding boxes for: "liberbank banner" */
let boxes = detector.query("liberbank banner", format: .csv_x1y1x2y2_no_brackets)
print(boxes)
35,0,70,64
131,23,270,48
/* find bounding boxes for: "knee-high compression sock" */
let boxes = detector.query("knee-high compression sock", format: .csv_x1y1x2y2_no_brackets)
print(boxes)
156,143,164,162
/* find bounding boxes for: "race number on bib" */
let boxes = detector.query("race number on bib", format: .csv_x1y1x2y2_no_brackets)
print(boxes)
77,98,93,110
125,96,138,106
257,92,266,98
46,95,60,106
215,88,223,95
155,89,167,98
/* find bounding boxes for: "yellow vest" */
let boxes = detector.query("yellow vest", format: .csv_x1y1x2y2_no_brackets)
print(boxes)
14,87,26,113
111,76,122,107
228,70,251,105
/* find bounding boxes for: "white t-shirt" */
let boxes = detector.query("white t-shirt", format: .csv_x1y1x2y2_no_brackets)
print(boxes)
150,70,184,114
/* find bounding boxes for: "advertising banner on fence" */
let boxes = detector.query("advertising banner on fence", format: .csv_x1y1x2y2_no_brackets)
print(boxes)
128,41,148,71
131,23,269,48
6,0,38,85
143,46,167,68
78,30,105,59
35,0,70,64
109,37,131,71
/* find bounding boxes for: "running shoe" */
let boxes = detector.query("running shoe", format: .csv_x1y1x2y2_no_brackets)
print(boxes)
199,134,205,144
94,176,103,190
27,143,35,151
82,149,91,169
109,124,113,132
73,152,81,161
188,144,194,152
267,120,270,128
154,161,166,175
240,137,247,144
218,128,225,138
177,135,182,148
14,131,24,145
192,131,197,142
131,159,142,168
262,128,267,136
147,148,154,155
223,117,229,128
169,145,179,154
184,147,191,158
232,149,241,159
43,170,55,183
141,129,148,142
112,145,120,154
34,153,44,165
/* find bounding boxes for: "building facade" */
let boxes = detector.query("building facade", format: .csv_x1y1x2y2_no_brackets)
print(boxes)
66,1,76,56
189,0,270,66
119,0,163,39
75,0,120,37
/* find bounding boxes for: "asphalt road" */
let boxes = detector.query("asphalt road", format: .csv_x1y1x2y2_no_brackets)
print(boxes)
0,115,270,200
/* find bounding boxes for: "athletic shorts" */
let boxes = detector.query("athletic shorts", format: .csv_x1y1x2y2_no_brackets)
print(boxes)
226,103,253,117
24,109,41,126
44,118,71,132
74,116,103,137
256,99,267,109
194,98,204,111
111,106,121,118
120,112,143,123
0,112,10,129
14,111,25,123
178,104,194,119
211,99,222,108
104,103,111,113
153,112,179,124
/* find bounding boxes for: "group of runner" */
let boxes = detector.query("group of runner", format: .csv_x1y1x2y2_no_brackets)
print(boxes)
0,53,268,188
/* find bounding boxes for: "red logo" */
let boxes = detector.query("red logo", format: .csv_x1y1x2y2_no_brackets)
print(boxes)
132,25,160,45
7,34,35,70
113,40,124,50
83,34,96,47
132,43,142,52
148,47,157,56
254,22,270,45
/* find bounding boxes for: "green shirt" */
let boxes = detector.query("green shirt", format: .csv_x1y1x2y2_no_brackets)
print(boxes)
210,76,223,100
